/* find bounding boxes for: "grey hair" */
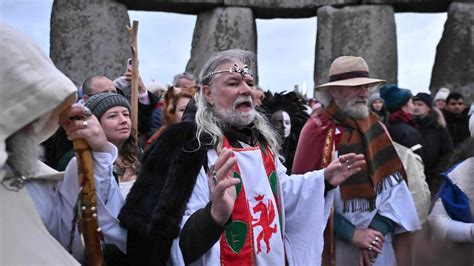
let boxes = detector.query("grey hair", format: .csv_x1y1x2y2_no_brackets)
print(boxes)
172,72,196,87
315,88,333,108
199,49,255,87
195,49,281,156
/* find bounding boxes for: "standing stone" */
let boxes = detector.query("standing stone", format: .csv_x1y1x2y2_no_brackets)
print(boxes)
186,7,258,80
51,0,130,86
314,5,397,91
430,2,474,103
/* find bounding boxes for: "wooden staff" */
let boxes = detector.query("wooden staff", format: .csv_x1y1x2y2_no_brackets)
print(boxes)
73,139,105,266
127,20,139,145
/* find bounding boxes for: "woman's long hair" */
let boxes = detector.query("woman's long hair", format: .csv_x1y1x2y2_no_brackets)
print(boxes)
119,128,141,172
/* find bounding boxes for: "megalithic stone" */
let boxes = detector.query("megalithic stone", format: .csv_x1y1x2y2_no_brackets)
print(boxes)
314,5,397,91
186,7,258,81
50,0,131,86
430,2,474,102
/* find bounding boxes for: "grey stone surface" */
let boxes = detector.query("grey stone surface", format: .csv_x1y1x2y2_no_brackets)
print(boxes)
223,0,356,18
118,0,458,17
430,2,474,103
314,5,397,92
185,7,258,80
363,0,455,12
51,0,131,86
117,0,222,16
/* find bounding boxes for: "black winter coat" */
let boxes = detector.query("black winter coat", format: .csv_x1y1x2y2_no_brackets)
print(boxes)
443,108,471,146
414,110,454,175
386,119,424,159
119,122,210,266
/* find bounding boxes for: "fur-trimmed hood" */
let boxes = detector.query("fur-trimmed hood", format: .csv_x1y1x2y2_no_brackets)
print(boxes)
415,107,446,129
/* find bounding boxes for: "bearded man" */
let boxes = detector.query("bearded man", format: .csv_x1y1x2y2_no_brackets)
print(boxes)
119,49,366,265
1,23,126,264
293,56,420,266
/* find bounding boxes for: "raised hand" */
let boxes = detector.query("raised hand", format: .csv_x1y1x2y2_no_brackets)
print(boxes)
324,153,366,186
209,148,240,226
59,104,108,153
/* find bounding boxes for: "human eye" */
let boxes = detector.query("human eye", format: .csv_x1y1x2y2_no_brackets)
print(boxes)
227,80,239,87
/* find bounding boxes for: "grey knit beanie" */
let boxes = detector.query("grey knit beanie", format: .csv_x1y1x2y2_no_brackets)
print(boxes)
368,93,384,106
85,92,130,121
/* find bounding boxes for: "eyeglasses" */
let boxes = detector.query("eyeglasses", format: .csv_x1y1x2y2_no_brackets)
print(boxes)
203,64,253,81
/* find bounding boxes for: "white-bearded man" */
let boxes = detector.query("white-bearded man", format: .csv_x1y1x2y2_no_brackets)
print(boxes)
0,23,126,264
119,49,366,265
293,56,421,265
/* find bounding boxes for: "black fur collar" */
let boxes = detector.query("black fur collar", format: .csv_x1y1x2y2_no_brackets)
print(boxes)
119,121,210,265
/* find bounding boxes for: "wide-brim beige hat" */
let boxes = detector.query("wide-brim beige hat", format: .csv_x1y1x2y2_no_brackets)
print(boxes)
316,56,385,89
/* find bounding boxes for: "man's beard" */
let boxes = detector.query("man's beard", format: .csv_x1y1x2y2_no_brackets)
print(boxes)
340,97,369,119
213,95,256,128
5,129,44,177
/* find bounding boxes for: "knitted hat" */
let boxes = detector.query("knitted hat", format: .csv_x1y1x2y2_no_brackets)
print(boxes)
413,92,433,108
368,93,384,106
379,84,412,113
434,87,450,102
85,92,130,121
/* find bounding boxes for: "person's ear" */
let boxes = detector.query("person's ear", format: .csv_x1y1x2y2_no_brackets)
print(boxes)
203,85,214,105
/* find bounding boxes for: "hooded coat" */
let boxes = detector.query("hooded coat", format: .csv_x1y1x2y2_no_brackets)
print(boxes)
0,23,78,265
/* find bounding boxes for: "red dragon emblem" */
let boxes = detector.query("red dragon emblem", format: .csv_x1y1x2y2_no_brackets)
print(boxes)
252,194,277,254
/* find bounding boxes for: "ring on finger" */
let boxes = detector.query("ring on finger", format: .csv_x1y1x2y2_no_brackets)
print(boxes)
368,244,373,251
83,107,92,118
375,236,379,242
372,240,376,245
209,164,218,185
82,120,88,129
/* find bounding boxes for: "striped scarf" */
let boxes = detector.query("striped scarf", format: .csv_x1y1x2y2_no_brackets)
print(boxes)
324,102,405,212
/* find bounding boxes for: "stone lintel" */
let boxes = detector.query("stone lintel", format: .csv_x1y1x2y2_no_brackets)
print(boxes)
118,0,456,18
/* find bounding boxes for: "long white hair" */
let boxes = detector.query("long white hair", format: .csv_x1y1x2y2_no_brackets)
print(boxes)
195,49,281,155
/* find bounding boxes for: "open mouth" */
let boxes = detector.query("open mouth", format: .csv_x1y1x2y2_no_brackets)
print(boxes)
236,101,252,109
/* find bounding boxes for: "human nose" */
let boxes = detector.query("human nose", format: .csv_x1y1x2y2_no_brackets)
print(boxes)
239,81,252,95
118,114,128,123
356,85,369,96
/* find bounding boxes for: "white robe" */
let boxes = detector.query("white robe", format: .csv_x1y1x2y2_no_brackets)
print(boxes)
170,144,331,265
330,174,421,266
24,142,127,262
428,157,474,242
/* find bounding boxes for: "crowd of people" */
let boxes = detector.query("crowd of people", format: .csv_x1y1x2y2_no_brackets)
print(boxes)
1,22,473,266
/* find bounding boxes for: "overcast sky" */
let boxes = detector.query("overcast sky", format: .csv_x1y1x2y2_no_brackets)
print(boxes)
1,0,447,98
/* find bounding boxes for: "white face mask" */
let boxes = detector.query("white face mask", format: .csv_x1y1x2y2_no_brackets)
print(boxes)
282,111,291,138
271,110,291,139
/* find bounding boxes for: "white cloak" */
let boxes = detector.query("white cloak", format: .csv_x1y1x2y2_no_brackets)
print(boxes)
170,144,331,265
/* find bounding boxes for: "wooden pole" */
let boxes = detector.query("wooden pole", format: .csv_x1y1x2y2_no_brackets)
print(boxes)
73,139,105,266
127,20,139,145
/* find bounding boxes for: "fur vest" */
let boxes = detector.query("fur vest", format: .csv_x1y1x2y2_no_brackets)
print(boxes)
119,122,210,266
